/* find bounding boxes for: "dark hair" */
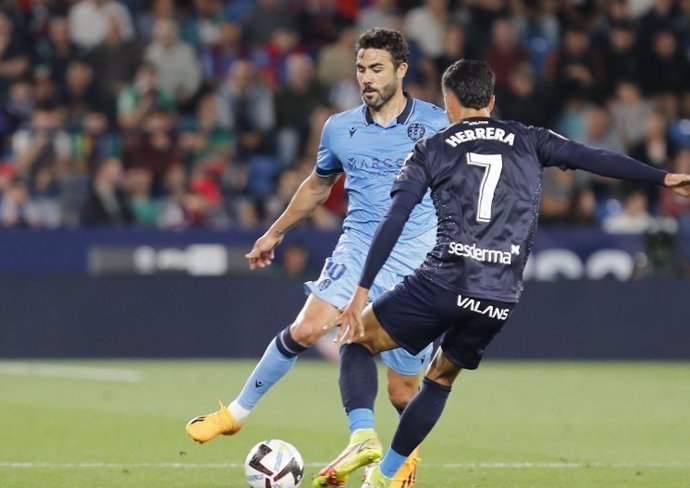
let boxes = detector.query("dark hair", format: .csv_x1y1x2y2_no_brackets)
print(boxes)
355,28,408,67
441,59,495,110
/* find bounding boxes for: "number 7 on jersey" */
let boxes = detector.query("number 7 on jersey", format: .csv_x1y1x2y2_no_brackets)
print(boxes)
467,152,503,223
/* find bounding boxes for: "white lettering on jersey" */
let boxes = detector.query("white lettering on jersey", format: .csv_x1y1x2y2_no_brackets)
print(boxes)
447,241,516,265
457,295,511,320
444,128,516,148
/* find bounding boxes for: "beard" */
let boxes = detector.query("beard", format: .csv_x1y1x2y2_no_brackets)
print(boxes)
361,79,398,109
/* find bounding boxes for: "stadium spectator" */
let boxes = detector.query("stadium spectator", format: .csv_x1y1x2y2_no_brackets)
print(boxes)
257,27,304,88
569,188,597,227
145,18,201,108
317,26,357,87
80,157,133,226
0,13,30,101
637,0,677,46
68,0,134,49
403,0,448,58
242,0,295,48
180,92,233,169
0,177,40,228
34,17,83,89
190,162,227,227
274,54,329,166
12,105,71,188
296,0,352,49
496,62,550,127
126,167,158,226
611,81,654,151
483,17,529,92
513,0,560,74
629,111,676,207
32,68,60,107
357,0,398,32
60,60,105,130
555,82,591,142
461,0,508,54
89,16,143,109
584,106,625,154
201,21,245,84
2,80,34,137
123,111,182,186
218,59,275,160
157,164,203,228
640,29,690,96
549,23,603,101
136,0,178,43
117,63,176,129
602,21,641,97
280,241,310,278
184,0,225,48
433,23,468,77
540,167,575,225
603,190,654,234
71,111,123,174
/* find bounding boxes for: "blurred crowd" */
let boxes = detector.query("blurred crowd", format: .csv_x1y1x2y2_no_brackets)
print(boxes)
1,0,690,234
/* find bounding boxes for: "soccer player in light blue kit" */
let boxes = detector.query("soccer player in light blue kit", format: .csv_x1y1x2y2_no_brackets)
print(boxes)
185,28,446,488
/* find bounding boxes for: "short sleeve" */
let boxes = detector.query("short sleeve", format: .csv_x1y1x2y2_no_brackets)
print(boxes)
391,140,431,202
314,116,343,177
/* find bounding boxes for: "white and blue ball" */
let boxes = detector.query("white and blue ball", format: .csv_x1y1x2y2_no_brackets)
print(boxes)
244,439,304,488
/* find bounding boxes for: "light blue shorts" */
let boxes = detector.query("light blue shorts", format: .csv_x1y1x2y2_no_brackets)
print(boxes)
304,232,434,376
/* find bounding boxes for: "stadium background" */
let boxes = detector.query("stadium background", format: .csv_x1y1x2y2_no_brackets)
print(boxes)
1,0,689,360
1,2,689,488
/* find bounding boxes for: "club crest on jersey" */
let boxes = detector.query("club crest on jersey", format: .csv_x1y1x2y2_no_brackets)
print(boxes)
407,123,426,141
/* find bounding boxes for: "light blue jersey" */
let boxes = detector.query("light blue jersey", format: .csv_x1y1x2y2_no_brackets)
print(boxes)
315,93,447,274
305,94,447,376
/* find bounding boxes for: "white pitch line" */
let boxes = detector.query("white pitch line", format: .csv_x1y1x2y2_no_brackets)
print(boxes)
0,462,688,469
0,362,142,383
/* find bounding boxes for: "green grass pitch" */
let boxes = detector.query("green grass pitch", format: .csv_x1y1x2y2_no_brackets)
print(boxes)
1,360,689,488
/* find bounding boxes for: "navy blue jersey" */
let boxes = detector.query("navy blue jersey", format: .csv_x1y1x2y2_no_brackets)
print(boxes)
390,116,666,302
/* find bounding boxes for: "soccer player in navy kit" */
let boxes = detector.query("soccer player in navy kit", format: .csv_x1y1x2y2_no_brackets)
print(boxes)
324,59,690,488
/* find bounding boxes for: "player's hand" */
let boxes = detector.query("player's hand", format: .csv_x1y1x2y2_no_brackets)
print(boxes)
323,288,369,344
245,231,284,270
665,173,690,198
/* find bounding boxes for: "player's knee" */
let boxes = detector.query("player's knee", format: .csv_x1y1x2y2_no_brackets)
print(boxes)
387,376,419,410
288,319,324,347
425,366,460,387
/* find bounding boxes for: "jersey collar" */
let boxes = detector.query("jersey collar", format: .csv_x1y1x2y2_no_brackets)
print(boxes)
363,91,415,126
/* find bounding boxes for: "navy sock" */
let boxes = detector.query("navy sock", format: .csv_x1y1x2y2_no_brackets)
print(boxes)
339,343,378,429
390,377,451,457
275,326,309,357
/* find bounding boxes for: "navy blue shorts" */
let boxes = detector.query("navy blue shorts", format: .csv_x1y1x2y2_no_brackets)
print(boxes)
372,272,515,370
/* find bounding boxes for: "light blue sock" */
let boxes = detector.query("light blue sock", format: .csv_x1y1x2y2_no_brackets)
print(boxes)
236,338,298,410
347,408,374,433
379,448,407,478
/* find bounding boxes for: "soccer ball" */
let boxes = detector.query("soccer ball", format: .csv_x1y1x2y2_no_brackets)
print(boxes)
244,439,305,488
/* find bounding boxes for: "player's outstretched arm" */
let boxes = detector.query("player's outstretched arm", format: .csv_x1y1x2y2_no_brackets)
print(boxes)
664,173,690,197
541,135,673,187
246,170,339,270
